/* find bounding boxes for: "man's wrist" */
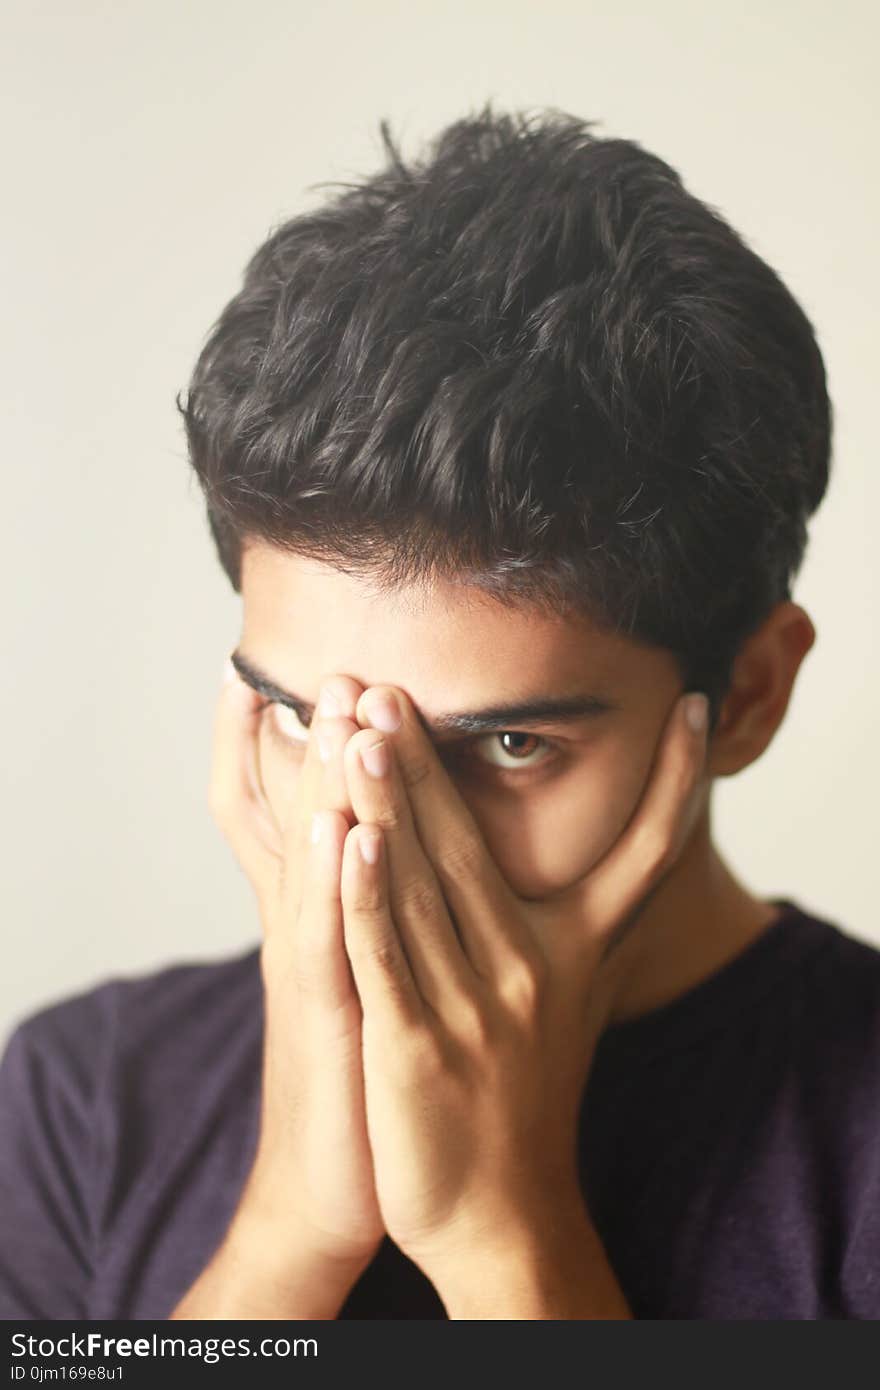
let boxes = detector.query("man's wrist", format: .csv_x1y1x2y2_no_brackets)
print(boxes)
223,1199,377,1317
169,1196,377,1321
420,1200,633,1320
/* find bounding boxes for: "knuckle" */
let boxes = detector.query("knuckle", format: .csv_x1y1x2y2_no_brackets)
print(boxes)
355,883,387,919
437,833,481,884
455,994,494,1049
395,874,440,922
372,800,404,832
499,955,547,1018
362,935,405,978
347,869,388,916
401,754,432,793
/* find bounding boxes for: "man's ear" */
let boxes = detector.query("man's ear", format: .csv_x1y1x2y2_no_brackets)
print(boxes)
708,601,817,778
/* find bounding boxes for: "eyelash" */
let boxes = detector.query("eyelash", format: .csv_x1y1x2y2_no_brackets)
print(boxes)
257,697,558,780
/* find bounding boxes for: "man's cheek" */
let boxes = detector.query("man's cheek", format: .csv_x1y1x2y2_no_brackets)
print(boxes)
477,757,648,901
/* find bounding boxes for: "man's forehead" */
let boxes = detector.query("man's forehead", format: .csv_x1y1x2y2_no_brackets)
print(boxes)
240,544,693,719
241,542,611,638
233,548,674,740
239,546,630,690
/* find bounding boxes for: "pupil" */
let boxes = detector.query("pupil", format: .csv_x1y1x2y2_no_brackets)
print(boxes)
501,732,534,758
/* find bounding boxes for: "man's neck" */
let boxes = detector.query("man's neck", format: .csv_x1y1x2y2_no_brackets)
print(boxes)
603,805,783,1026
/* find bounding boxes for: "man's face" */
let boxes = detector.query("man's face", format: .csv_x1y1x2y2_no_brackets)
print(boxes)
236,541,686,901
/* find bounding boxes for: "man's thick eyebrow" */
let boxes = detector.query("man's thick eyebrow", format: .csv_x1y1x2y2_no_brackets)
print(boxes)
231,650,620,736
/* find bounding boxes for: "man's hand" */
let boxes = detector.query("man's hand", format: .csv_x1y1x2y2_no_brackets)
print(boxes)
331,684,709,1304
170,663,386,1320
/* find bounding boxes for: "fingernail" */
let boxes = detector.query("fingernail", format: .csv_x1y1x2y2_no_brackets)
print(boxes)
310,812,323,844
360,739,389,778
359,830,381,865
317,728,334,763
684,693,709,734
363,690,402,733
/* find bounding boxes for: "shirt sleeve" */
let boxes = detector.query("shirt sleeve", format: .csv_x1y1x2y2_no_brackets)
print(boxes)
0,991,106,1319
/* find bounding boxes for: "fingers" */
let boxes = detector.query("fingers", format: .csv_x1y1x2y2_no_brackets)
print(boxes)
275,676,362,917
287,806,361,1025
537,690,710,961
340,822,426,1034
352,686,530,980
276,676,366,1019
341,727,477,1013
312,705,363,819
598,691,709,923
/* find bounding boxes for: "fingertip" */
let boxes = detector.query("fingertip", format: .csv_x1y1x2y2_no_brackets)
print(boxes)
316,674,365,721
339,825,386,926
683,692,709,736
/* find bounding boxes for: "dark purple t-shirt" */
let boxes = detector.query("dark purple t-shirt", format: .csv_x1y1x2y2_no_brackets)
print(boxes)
1,897,879,1320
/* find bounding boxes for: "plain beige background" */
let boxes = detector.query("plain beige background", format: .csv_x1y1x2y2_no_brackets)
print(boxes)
2,0,877,1047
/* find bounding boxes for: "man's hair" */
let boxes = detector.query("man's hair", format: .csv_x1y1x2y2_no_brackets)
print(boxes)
176,102,831,729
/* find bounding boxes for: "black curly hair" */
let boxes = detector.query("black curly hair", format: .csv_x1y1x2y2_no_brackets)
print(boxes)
176,101,832,731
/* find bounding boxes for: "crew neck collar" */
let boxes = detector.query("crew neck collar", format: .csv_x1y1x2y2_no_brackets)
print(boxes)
591,898,835,1064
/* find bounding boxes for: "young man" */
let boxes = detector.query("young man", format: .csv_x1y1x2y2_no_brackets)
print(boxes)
1,104,877,1321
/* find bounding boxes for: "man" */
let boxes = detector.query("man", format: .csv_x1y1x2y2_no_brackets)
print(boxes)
2,103,877,1320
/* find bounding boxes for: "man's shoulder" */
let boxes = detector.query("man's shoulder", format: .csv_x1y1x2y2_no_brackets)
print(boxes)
800,908,880,1022
798,908,880,1073
0,947,265,1321
2,944,263,1078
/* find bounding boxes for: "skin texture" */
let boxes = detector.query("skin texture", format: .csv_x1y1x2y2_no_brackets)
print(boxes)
240,540,816,1026
195,537,818,1317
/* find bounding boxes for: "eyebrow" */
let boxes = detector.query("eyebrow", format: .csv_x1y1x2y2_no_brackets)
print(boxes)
230,649,620,737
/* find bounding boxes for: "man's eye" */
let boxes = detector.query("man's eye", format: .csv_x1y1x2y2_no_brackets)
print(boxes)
265,700,553,779
471,731,553,772
267,700,311,746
